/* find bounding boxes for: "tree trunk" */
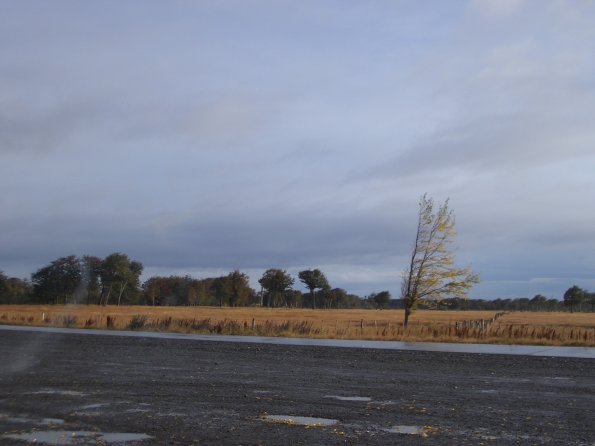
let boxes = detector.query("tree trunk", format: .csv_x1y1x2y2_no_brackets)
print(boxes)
117,281,127,306
103,284,113,306
404,307,411,328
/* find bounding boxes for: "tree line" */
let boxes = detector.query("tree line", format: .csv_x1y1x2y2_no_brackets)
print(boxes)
0,254,592,312
0,254,386,309
401,293,595,312
1,254,143,306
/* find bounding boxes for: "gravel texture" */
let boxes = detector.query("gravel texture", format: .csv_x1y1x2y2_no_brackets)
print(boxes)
0,330,593,445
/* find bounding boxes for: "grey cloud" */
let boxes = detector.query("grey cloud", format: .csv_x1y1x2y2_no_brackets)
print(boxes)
2,1,594,301
0,100,93,154
469,0,525,19
138,209,402,270
0,91,276,157
0,201,404,276
372,110,595,179
114,96,274,150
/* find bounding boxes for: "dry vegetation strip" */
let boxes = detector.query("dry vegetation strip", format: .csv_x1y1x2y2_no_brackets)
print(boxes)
1,305,594,347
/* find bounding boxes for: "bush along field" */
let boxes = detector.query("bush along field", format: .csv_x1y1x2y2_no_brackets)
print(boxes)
1,305,594,347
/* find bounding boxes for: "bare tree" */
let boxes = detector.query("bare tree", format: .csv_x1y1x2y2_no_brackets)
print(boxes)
401,194,479,327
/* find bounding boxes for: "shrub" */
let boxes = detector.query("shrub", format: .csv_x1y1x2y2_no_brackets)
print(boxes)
128,314,148,330
61,315,77,327
155,317,172,330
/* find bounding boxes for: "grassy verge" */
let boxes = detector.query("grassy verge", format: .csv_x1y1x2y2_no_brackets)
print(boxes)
1,305,594,346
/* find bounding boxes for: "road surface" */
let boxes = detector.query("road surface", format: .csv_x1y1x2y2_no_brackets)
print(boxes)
0,327,593,445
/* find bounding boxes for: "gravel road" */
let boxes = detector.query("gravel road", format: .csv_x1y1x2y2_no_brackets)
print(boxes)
0,328,593,445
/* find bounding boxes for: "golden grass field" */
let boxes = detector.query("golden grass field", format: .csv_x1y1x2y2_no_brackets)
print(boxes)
1,305,594,346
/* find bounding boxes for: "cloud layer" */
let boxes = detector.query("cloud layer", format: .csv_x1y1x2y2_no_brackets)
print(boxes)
1,1,594,298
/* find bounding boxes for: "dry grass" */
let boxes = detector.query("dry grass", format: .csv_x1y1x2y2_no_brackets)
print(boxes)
1,305,594,346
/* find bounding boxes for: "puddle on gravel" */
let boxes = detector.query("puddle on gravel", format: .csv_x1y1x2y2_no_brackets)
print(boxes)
157,411,186,417
0,413,65,425
324,395,371,402
30,389,86,397
3,430,152,445
80,403,108,410
125,408,150,413
386,425,427,436
0,413,31,423
263,415,338,426
100,433,153,442
41,418,65,425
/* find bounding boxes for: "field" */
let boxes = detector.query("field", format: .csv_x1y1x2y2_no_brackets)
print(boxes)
1,305,594,346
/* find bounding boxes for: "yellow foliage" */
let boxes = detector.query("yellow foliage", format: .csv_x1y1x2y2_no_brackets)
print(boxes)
401,194,479,326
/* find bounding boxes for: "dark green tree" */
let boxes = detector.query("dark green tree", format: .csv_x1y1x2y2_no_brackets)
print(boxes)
327,288,348,309
0,271,32,303
370,291,391,309
142,275,195,306
190,278,216,306
321,287,357,309
298,269,330,309
588,292,595,312
563,285,586,313
224,270,253,307
99,253,143,305
82,255,103,305
31,255,82,304
546,298,562,312
259,269,294,307
212,276,230,308
142,276,165,306
284,289,303,308
530,294,547,311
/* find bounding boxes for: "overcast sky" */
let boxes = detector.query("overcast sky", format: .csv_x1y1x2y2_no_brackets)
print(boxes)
1,0,594,299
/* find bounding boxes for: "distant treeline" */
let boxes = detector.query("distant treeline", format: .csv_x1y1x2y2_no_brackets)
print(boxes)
0,254,378,309
394,295,594,312
1,254,593,312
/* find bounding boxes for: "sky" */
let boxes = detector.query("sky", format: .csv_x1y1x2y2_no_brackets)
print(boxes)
1,0,594,300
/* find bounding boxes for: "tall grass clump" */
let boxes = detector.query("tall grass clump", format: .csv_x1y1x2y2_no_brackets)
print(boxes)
128,314,148,330
60,315,77,328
